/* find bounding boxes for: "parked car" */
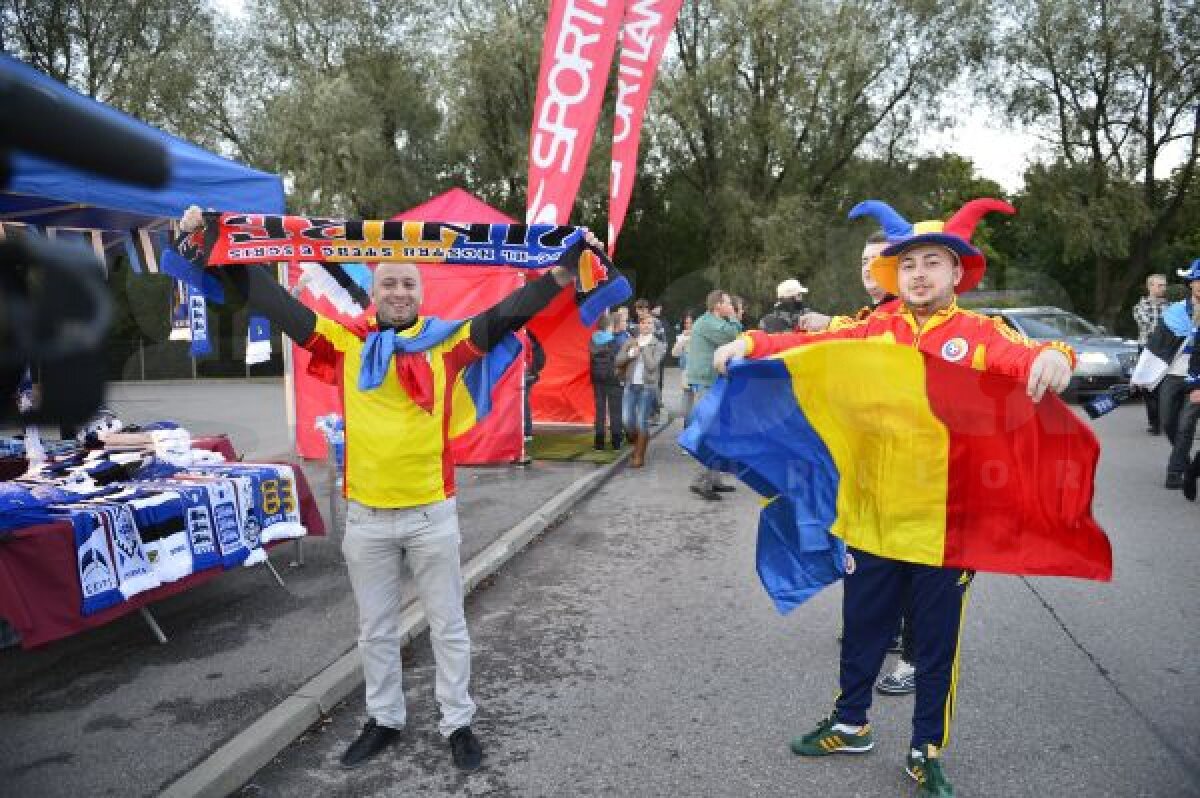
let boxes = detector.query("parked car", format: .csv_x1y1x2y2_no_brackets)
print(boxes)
974,306,1139,398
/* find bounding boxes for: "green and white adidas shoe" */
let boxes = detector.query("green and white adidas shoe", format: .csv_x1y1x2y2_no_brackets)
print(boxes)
906,744,955,797
790,714,874,756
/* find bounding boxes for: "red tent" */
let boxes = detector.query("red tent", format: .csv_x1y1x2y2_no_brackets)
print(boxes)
291,189,522,464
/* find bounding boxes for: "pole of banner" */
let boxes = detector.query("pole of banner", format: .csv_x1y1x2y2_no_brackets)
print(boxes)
278,260,305,568
278,261,297,450
519,270,530,465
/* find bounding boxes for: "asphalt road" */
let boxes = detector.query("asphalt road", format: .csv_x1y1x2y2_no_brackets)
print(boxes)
243,402,1199,798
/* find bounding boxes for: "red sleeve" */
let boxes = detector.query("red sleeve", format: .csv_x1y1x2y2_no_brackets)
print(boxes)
978,316,1076,378
745,321,869,359
442,324,484,379
302,331,341,385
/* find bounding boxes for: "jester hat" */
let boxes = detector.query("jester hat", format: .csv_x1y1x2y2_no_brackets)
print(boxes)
848,198,1016,295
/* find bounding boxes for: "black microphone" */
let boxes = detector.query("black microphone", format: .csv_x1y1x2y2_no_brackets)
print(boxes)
0,71,168,188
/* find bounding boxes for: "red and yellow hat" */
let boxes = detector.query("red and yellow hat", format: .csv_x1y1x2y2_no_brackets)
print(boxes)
849,198,1016,296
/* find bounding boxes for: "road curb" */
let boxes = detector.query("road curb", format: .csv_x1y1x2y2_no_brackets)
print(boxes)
160,422,672,798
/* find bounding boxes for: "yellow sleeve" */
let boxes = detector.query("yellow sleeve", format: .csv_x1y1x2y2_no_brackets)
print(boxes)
312,315,362,354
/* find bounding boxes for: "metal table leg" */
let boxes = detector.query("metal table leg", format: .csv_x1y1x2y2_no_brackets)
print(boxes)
139,607,168,644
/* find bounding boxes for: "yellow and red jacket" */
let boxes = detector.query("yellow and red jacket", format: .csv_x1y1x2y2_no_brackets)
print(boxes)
743,299,1076,378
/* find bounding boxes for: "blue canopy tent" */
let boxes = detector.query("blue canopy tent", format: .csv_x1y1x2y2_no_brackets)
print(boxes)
1,53,284,245
1,53,288,386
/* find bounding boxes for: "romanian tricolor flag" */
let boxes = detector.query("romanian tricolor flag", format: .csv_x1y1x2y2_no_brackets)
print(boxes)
679,340,1112,614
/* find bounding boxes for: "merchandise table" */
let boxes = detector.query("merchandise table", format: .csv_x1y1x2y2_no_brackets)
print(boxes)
0,450,324,649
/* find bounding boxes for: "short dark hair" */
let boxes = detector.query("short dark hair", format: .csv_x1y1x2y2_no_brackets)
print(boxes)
865,230,888,245
634,298,651,310
706,289,728,311
596,312,612,331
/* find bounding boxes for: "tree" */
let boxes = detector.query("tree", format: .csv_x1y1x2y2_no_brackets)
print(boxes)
230,0,444,217
0,0,243,152
996,0,1200,327
436,0,547,216
651,0,988,304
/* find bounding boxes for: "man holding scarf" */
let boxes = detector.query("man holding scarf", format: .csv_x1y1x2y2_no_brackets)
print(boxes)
179,207,607,772
713,199,1075,798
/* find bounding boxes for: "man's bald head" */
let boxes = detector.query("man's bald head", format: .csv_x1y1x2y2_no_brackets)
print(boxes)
372,263,423,327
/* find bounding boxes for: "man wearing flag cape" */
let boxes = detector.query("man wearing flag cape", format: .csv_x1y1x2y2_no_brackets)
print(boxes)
697,199,1108,797
178,206,628,772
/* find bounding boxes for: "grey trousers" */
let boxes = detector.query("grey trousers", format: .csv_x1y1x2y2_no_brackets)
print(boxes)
342,498,476,736
688,384,726,489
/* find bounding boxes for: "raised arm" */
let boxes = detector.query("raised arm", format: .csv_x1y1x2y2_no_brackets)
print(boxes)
178,206,317,344
467,232,604,353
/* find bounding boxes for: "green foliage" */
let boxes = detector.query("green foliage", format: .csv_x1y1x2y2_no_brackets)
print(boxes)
4,0,1197,337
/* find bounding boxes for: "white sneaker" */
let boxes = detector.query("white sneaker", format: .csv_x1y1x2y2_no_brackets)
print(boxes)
876,660,916,695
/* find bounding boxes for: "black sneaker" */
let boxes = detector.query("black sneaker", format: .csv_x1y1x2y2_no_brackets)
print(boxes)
1166,472,1184,490
449,725,483,771
611,440,623,450
340,718,402,769
1184,454,1200,501
690,485,722,501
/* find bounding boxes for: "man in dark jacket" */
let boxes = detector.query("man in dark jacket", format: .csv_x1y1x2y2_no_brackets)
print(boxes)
1153,260,1200,490
759,279,808,333
589,313,623,450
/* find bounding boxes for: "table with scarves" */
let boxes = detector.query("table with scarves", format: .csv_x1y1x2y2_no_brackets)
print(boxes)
0,438,325,649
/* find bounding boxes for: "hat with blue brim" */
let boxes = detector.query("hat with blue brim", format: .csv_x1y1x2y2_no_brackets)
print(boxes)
1177,259,1200,283
849,198,1016,296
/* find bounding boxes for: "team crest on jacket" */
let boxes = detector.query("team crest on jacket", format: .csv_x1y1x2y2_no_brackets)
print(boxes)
941,337,968,362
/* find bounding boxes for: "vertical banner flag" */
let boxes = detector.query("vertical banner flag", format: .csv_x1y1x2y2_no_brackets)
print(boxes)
524,0,625,424
607,0,682,255
187,284,212,358
526,0,625,225
246,315,271,365
169,281,191,342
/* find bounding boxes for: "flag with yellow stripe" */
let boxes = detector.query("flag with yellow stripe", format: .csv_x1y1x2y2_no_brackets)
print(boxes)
679,340,1112,613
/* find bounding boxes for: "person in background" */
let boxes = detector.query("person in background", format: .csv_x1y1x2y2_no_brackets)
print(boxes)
672,313,695,419
523,330,545,443
732,295,748,331
635,299,667,423
1157,261,1200,490
613,307,632,348
1133,274,1169,435
616,316,666,467
685,290,741,500
652,305,669,419
759,279,809,333
589,313,624,451
1183,319,1200,501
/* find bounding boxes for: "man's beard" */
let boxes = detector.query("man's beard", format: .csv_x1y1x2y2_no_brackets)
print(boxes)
377,306,417,329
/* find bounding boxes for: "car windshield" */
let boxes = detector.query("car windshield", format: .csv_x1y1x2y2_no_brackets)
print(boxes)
1007,311,1100,339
